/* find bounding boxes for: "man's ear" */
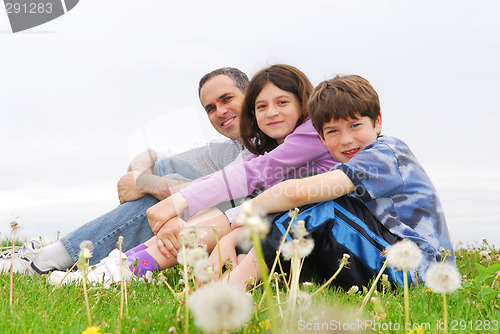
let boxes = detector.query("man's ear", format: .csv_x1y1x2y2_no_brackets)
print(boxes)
375,113,382,135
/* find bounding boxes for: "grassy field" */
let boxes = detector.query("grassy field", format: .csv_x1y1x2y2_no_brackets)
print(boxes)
0,239,499,333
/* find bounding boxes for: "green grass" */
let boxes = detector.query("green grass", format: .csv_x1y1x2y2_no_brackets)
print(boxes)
0,242,499,333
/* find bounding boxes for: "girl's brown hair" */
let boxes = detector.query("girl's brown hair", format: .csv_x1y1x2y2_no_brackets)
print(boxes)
240,64,313,155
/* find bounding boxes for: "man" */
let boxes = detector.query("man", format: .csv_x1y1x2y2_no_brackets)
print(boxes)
0,67,249,274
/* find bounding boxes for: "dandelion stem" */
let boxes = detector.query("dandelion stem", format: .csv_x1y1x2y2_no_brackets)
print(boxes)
311,258,348,297
251,232,278,334
442,293,448,334
285,256,301,332
9,228,16,309
118,236,125,320
82,262,92,326
403,269,410,333
181,243,190,334
51,261,79,292
267,209,298,279
360,259,388,311
162,279,177,297
258,209,298,309
275,275,284,318
212,226,223,278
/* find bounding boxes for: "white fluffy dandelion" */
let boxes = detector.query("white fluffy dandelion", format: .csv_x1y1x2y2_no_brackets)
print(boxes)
79,240,93,259
192,260,214,282
177,247,208,268
479,250,491,261
188,282,253,333
281,238,314,260
235,202,270,251
385,239,423,271
425,262,462,294
347,285,359,295
281,220,314,260
294,290,312,313
292,220,308,239
180,225,207,248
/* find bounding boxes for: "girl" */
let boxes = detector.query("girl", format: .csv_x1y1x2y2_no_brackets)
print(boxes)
50,64,338,284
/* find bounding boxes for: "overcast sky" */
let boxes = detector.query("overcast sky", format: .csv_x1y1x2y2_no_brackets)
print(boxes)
1,0,499,246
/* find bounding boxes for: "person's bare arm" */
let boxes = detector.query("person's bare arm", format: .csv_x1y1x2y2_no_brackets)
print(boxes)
128,150,158,172
248,169,356,214
118,149,194,203
117,172,192,203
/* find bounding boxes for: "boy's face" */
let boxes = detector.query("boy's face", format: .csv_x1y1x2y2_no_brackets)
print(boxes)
321,114,382,163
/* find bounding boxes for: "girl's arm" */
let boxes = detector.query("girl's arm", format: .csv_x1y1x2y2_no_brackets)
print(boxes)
208,227,242,277
249,169,355,214
180,119,336,217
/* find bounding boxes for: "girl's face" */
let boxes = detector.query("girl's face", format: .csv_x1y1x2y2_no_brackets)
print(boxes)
254,82,301,144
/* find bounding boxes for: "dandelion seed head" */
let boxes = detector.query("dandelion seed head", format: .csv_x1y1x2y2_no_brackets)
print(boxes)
234,202,269,236
237,210,270,251
281,237,314,260
347,285,359,295
10,220,19,231
180,225,207,248
424,262,462,294
385,239,423,271
479,250,491,260
292,220,308,239
192,259,214,282
188,282,253,332
294,290,312,313
340,253,350,265
177,247,208,268
79,240,93,259
288,207,300,218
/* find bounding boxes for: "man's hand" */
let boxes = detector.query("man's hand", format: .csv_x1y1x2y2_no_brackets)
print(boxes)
117,171,146,204
208,229,240,277
146,192,189,234
156,217,186,258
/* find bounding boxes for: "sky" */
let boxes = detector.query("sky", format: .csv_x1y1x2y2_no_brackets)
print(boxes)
1,0,499,247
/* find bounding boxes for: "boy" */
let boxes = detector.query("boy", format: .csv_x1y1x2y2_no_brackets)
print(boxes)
221,74,454,290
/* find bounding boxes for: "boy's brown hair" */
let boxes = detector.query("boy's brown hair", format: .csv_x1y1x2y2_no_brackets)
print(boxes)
308,75,380,139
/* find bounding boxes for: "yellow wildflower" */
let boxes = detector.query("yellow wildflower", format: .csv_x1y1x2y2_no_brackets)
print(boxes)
81,326,101,334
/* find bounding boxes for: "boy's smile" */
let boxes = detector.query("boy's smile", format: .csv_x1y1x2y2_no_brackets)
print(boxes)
321,114,382,163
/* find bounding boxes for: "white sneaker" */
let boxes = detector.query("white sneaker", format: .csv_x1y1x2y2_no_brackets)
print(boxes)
0,240,41,275
49,249,152,286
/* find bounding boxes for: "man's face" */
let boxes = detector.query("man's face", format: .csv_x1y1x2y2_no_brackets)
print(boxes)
200,74,244,140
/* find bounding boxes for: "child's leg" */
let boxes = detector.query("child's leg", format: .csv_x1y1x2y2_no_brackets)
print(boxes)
228,248,259,290
130,207,232,275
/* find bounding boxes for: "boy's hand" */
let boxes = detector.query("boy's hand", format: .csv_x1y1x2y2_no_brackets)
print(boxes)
208,229,240,277
146,192,188,234
156,217,186,258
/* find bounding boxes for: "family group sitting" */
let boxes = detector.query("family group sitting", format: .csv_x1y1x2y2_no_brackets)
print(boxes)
0,64,454,290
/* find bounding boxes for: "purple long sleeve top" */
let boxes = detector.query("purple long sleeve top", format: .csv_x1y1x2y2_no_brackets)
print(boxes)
179,118,338,217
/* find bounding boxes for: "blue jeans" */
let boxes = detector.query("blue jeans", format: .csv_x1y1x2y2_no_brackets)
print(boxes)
61,156,204,265
61,195,158,265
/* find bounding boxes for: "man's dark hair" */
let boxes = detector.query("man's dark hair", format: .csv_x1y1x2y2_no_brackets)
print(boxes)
198,67,250,98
